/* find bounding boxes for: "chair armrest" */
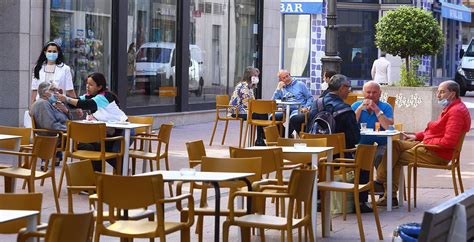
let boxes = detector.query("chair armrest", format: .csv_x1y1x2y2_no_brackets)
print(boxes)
319,162,356,168
281,163,304,170
17,227,47,242
251,179,280,191
259,185,288,192
67,185,96,192
333,158,355,163
227,190,291,221
104,136,124,142
0,150,32,157
130,136,161,142
161,193,195,227
343,148,357,154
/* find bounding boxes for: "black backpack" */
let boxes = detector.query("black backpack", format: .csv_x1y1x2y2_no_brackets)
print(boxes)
308,98,352,134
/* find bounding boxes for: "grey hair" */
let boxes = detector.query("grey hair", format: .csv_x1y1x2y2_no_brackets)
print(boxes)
37,81,52,97
444,80,460,98
328,74,349,91
242,66,259,84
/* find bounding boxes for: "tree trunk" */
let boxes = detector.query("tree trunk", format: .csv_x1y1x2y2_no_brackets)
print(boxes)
405,56,410,74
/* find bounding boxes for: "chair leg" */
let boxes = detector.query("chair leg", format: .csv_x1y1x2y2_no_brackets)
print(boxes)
131,158,136,175
243,123,249,148
457,164,464,193
51,176,61,213
164,156,173,197
240,227,251,242
116,156,122,176
27,179,35,193
149,159,153,172
222,221,230,242
451,167,459,196
287,228,294,242
180,226,191,242
370,185,384,240
209,118,219,146
320,191,327,238
221,120,229,145
353,191,365,242
413,166,417,208
57,157,68,197
238,119,243,148
407,165,412,212
259,228,266,242
308,217,315,242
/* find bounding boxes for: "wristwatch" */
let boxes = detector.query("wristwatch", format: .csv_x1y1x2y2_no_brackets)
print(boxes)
377,110,384,118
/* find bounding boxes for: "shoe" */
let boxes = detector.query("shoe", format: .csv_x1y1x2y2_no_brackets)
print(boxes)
357,202,373,213
373,181,385,194
376,196,399,208
254,138,266,146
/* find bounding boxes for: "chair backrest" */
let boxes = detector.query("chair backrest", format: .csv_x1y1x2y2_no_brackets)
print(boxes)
287,169,317,203
343,94,358,105
248,100,276,121
44,211,94,242
216,95,229,106
158,123,173,144
0,193,42,233
418,188,474,242
185,140,206,168
95,173,163,225
66,159,96,188
0,125,31,149
353,144,378,184
277,137,327,164
300,132,345,157
229,146,283,178
67,122,106,144
393,123,403,140
28,135,59,172
128,115,154,134
387,96,396,111
263,126,279,146
201,156,262,186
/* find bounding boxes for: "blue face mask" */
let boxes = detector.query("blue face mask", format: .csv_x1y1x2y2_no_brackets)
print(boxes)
437,98,450,107
45,52,58,62
48,95,57,104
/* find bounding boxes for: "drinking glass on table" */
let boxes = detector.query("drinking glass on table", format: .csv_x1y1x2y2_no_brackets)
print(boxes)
360,123,367,131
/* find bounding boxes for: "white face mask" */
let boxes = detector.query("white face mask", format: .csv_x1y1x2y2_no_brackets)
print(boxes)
321,82,329,91
251,76,259,85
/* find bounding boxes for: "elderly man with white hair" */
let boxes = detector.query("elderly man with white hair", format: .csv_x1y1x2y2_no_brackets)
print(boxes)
30,81,71,131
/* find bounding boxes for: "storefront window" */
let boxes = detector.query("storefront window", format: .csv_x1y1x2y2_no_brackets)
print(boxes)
50,0,112,96
126,0,177,107
188,0,229,104
337,10,378,80
337,0,378,4
282,15,310,77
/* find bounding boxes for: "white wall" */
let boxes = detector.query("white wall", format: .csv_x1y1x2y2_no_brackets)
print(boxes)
261,1,281,99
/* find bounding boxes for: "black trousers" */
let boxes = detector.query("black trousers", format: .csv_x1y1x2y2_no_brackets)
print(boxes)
233,113,268,141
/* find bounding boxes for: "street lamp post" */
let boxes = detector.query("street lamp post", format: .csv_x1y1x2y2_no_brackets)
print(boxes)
321,0,342,74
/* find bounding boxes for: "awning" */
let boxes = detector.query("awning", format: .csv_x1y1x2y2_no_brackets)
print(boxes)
441,0,471,23
280,0,323,14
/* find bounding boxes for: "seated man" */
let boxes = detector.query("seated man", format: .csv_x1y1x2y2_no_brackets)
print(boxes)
30,81,72,166
352,81,394,210
272,70,313,136
376,80,471,206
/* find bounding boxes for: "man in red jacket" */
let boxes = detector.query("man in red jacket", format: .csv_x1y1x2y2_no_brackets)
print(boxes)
375,80,471,206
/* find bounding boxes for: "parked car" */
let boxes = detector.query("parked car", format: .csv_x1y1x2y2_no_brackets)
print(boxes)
135,42,205,96
455,39,474,96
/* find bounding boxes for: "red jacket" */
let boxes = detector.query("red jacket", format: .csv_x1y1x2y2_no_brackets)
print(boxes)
415,98,471,160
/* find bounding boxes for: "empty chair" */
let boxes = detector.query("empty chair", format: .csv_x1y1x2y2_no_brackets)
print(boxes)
93,173,194,242
263,125,280,146
17,211,94,242
244,100,283,147
223,169,317,242
209,95,244,147
0,135,61,212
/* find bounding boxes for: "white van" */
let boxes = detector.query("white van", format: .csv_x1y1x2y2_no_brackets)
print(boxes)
135,42,205,96
455,39,474,96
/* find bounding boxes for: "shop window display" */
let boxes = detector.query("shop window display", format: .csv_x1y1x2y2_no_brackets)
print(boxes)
50,0,111,96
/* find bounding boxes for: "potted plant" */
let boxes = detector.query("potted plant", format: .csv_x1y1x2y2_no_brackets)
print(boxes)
374,6,445,131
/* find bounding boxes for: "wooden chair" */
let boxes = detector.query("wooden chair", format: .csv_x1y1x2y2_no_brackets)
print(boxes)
343,93,358,105
387,96,396,111
223,169,317,242
263,125,280,146
209,95,244,147
58,122,125,196
277,137,327,167
0,125,33,169
243,100,283,147
318,144,383,241
185,139,206,168
0,135,61,212
129,122,174,196
17,211,94,242
128,115,155,171
406,132,467,212
177,156,262,242
93,173,194,242
0,193,44,234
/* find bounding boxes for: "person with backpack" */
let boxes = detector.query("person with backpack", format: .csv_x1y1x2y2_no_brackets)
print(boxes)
352,81,394,211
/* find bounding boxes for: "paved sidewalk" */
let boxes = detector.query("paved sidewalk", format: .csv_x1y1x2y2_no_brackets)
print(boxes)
0,96,473,241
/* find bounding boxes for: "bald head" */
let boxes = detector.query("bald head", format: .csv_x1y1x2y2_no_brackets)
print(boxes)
278,69,292,85
362,81,382,102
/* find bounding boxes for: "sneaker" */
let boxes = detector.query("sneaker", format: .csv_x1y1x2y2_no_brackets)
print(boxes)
357,202,373,213
376,196,398,208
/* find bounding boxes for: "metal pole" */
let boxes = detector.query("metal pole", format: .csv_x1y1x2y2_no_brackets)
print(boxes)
321,0,342,74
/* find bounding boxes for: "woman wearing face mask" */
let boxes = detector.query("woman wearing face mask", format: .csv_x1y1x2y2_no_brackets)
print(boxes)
31,41,76,104
229,66,267,145
56,72,128,172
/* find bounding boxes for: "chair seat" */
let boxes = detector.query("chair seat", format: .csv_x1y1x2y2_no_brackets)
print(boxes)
318,181,369,192
250,120,282,127
233,214,304,228
105,220,182,236
70,150,119,160
0,167,48,178
182,206,247,216
129,150,159,159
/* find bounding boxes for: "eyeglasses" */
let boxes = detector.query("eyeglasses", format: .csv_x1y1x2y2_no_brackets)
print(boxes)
343,84,352,90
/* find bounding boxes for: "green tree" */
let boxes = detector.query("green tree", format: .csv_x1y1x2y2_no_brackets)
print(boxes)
375,6,444,86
